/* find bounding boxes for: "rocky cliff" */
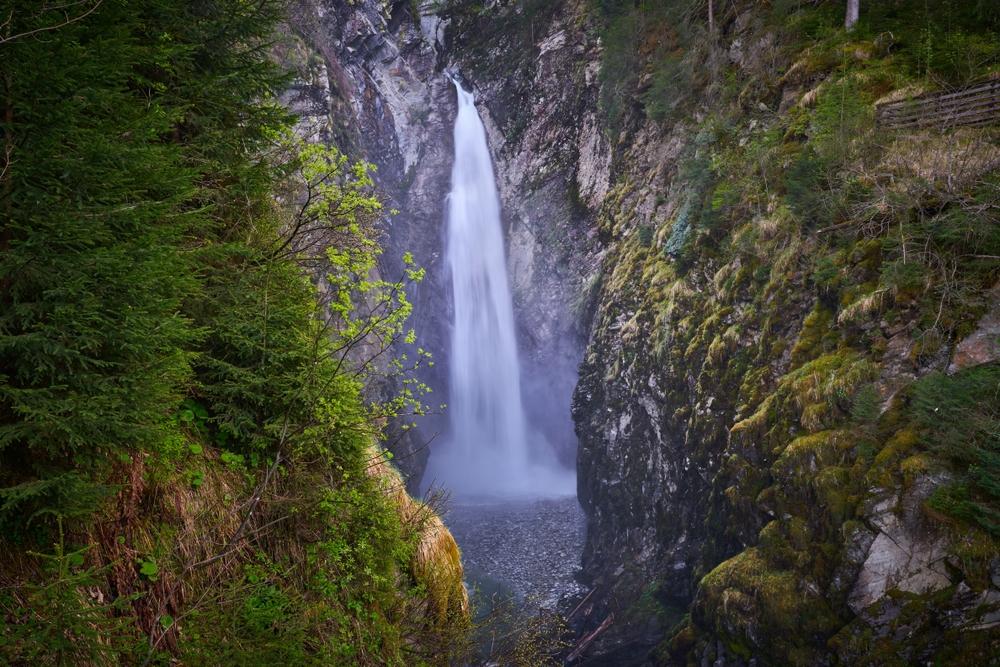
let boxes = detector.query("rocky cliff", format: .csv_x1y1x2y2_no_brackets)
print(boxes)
281,0,455,487
286,0,602,480
295,0,1000,664
566,2,1000,663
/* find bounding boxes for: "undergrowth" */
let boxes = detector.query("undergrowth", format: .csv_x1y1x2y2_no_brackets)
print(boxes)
0,1,466,663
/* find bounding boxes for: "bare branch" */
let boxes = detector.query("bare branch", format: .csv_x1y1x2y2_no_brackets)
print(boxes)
0,1,103,45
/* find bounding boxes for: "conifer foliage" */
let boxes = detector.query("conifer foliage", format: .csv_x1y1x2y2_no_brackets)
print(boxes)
1,0,303,527
0,2,458,663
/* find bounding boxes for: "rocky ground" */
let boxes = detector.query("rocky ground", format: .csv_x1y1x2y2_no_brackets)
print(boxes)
444,496,587,610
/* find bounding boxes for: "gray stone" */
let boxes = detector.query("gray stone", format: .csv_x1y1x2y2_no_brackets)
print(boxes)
849,508,951,614
948,282,1000,374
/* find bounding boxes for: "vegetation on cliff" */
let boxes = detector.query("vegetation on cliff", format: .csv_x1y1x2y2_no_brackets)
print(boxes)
580,0,1000,663
0,1,467,664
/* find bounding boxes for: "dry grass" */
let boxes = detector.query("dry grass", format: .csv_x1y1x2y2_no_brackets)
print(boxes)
0,451,253,656
838,288,890,325
93,452,246,651
873,84,927,107
364,444,469,627
880,127,1000,193
0,439,472,661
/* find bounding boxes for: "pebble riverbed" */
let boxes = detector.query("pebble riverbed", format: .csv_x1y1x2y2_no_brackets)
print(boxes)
443,495,587,610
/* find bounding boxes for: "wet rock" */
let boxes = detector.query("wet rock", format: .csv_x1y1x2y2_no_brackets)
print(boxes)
850,479,953,615
287,0,457,488
848,524,950,614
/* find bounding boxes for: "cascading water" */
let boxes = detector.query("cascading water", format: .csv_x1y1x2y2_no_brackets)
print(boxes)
424,79,574,498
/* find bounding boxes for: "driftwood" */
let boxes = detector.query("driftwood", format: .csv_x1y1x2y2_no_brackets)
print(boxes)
876,80,1000,130
566,613,614,662
565,588,595,621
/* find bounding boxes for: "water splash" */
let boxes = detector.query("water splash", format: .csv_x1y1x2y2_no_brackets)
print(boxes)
424,80,575,499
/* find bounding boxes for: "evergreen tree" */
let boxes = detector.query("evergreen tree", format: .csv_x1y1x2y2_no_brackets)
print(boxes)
0,3,460,663
1,0,201,531
0,0,291,531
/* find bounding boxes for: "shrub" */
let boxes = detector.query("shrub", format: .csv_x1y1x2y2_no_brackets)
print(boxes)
0,521,141,664
638,224,655,247
642,50,694,124
912,363,1000,536
598,10,642,134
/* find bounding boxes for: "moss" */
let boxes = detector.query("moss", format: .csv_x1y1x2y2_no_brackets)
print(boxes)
872,427,919,469
706,334,728,365
590,2,1000,662
735,351,878,450
787,353,880,427
799,402,833,433
773,430,845,477
683,317,712,360
757,520,784,548
814,466,854,522
789,304,836,368
667,619,696,654
899,453,934,486
951,530,1000,589
785,517,813,551
731,393,778,437
410,517,468,629
367,446,470,638
838,286,889,325
696,548,839,663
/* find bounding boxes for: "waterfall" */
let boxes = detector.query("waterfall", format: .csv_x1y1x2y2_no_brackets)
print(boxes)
424,80,574,498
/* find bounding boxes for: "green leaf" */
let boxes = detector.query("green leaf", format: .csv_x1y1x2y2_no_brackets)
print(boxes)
220,451,245,469
139,559,159,580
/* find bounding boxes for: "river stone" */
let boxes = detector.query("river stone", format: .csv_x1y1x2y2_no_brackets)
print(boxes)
443,496,586,609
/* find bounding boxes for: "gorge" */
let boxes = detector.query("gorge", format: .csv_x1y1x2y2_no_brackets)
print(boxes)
289,0,1000,663
2,0,1000,665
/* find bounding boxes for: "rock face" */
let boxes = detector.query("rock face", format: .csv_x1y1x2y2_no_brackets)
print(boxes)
949,282,1000,374
290,1,1000,664
287,0,600,478
848,486,953,613
285,0,456,486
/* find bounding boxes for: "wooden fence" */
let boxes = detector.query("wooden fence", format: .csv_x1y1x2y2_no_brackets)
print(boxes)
875,79,1000,130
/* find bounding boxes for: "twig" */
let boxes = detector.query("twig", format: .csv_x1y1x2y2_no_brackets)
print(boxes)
0,1,103,45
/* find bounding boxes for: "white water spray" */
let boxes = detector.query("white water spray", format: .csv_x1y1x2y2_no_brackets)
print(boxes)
424,80,574,498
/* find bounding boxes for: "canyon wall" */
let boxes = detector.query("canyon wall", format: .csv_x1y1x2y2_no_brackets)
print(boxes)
293,1,1000,664
286,0,600,479
284,0,455,485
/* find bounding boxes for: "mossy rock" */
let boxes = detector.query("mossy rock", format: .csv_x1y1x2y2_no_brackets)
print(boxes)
773,429,845,476
695,547,840,664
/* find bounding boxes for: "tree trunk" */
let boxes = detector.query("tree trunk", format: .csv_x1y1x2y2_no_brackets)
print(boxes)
708,0,714,34
845,0,860,31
